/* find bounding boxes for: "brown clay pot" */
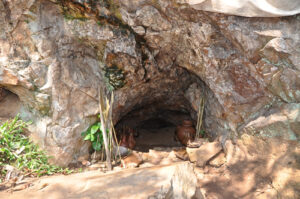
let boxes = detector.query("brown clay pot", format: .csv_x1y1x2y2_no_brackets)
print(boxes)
128,131,136,150
127,128,136,149
120,133,129,148
176,120,196,146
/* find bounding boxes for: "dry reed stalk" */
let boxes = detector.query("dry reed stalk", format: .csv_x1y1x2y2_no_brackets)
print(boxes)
196,97,205,139
98,87,112,170
112,123,122,161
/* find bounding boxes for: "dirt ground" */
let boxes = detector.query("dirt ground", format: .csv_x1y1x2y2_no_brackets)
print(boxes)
0,163,182,199
1,135,299,199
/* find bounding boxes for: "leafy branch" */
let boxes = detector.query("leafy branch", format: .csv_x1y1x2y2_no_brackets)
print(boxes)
81,121,104,151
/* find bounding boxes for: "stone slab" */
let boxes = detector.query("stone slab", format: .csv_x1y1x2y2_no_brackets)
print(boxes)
0,163,184,199
187,141,222,167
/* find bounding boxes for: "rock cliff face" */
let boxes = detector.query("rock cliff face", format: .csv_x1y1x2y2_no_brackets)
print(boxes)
0,0,299,166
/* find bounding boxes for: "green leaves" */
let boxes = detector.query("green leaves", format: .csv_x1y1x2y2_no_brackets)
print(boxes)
91,125,99,134
81,122,104,151
84,133,91,141
200,130,206,137
0,115,72,181
92,141,102,151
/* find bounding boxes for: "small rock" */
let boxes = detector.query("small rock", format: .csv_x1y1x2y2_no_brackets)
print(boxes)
91,159,97,164
208,152,226,167
148,149,168,164
187,138,208,148
187,141,222,167
4,165,20,182
113,166,123,171
149,149,169,158
37,183,49,190
78,154,89,162
174,148,189,161
132,26,145,35
139,162,156,168
186,147,199,163
141,152,150,162
91,151,103,162
115,146,130,157
121,152,143,168
160,158,173,165
12,182,31,192
224,139,236,164
89,163,106,169
81,160,91,166
168,151,180,162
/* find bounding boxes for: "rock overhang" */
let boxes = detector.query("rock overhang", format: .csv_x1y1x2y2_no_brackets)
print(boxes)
0,0,299,166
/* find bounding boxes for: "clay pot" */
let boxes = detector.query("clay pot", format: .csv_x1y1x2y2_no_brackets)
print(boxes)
119,127,136,149
120,133,129,148
128,130,136,150
176,120,196,146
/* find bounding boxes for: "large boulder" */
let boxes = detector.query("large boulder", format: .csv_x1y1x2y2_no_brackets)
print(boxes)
149,162,204,199
222,134,300,199
194,134,300,199
0,0,299,165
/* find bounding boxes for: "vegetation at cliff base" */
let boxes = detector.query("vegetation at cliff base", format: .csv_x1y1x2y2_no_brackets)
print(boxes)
0,116,72,183
81,121,104,151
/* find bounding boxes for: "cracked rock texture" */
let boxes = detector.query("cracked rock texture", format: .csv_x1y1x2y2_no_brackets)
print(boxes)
0,0,299,165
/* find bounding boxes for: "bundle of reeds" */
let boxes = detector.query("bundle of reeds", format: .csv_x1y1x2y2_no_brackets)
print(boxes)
97,87,120,170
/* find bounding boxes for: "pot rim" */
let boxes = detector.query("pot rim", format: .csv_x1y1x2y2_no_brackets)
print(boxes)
182,120,193,126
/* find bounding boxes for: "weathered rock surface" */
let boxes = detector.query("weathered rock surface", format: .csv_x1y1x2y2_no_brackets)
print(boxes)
208,151,226,167
121,152,143,168
242,103,300,140
0,0,299,165
149,162,204,199
187,141,222,167
202,134,300,199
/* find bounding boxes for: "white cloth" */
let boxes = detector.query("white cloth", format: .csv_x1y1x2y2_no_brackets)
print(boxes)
187,0,300,17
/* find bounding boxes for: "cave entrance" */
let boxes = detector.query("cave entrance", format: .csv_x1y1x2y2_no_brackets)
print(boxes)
113,68,216,153
135,116,182,152
0,87,21,119
115,106,194,152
